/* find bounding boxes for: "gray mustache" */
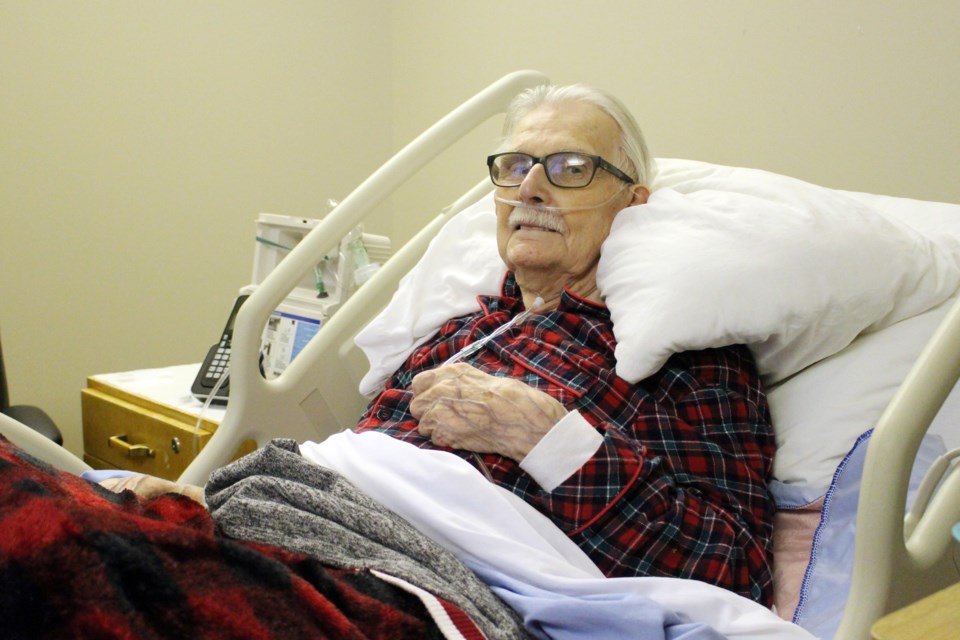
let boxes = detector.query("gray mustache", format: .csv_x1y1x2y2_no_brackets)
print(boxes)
507,208,567,233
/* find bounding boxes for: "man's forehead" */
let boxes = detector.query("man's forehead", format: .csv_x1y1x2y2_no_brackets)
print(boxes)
509,103,620,156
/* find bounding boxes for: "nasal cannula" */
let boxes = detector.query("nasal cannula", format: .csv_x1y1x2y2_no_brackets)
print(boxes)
493,182,629,213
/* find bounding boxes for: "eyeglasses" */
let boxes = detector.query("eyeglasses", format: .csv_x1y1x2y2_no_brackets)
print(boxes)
487,151,635,189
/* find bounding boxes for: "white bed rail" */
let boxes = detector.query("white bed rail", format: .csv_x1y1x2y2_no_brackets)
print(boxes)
0,412,92,476
178,70,549,485
837,294,960,639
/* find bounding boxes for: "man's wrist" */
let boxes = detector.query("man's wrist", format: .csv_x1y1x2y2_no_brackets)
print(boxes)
519,410,603,491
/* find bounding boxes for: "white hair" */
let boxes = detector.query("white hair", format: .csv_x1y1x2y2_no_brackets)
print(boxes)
499,84,656,187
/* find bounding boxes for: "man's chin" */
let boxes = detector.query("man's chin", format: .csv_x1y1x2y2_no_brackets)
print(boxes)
506,245,559,273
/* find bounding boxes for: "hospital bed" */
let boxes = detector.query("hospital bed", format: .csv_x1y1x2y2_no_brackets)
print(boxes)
2,70,959,639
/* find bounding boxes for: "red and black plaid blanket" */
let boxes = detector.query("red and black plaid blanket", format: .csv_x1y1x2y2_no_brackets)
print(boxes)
0,435,472,639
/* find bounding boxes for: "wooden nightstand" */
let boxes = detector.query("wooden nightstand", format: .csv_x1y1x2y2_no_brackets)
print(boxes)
871,581,960,640
81,364,254,481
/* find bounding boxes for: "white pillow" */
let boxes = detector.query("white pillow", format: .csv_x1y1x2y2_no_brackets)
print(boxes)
599,159,960,385
356,193,505,397
769,294,956,489
769,187,960,490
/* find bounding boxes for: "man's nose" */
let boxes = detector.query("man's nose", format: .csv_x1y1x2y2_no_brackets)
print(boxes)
518,162,550,203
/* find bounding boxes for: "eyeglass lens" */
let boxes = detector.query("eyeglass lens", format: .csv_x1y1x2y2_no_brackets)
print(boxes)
491,153,597,188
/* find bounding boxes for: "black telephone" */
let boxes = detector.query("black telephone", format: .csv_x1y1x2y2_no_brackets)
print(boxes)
191,294,249,405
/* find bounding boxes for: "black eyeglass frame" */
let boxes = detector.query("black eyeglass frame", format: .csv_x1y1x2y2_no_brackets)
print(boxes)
486,151,636,189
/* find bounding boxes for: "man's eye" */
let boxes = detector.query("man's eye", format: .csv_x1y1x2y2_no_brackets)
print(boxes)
559,160,589,177
504,161,529,177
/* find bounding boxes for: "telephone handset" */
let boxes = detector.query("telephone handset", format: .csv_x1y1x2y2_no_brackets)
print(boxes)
191,294,249,405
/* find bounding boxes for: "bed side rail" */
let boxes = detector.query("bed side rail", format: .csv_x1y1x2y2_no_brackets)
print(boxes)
837,293,960,639
0,413,92,476
178,70,548,485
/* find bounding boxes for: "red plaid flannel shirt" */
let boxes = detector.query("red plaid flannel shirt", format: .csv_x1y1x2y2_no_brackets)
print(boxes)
355,274,776,606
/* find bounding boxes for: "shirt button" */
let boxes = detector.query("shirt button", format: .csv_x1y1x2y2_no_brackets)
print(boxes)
376,409,391,420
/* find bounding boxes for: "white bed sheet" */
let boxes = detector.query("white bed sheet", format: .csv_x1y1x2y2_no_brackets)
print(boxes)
302,430,816,640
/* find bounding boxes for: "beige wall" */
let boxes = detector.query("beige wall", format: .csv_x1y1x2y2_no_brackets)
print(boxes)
389,0,960,235
3,1,958,455
1,2,394,453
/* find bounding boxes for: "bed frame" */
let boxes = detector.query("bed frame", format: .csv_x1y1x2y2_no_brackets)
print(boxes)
2,70,957,639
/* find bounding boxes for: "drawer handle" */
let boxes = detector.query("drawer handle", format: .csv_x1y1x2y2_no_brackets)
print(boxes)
108,435,156,459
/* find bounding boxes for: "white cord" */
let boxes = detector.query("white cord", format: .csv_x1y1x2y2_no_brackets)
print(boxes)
443,296,545,366
193,363,230,456
444,296,544,481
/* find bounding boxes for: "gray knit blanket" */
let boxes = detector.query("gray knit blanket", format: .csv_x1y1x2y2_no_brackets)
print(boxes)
205,438,529,640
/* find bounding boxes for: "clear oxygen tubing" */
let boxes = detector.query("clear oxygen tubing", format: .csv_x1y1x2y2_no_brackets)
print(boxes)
194,361,230,456
193,352,268,455
492,182,631,214
440,295,545,481
442,296,544,366
256,236,329,298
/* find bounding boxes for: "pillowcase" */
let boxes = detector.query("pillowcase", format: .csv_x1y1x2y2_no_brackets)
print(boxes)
599,159,960,385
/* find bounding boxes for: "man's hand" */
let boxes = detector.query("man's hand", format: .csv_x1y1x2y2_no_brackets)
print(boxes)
409,363,567,461
100,474,206,505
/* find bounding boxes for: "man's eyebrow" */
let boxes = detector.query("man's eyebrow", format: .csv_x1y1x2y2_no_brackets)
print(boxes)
508,147,596,156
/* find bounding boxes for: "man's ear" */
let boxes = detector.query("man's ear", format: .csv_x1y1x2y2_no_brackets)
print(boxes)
629,185,650,206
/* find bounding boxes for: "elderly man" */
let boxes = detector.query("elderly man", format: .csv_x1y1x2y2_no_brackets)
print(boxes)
353,84,776,606
0,84,777,638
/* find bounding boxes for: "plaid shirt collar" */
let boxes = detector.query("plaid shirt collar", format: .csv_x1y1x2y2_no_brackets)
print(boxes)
478,272,612,320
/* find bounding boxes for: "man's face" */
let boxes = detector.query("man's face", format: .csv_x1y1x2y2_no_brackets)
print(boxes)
494,102,648,292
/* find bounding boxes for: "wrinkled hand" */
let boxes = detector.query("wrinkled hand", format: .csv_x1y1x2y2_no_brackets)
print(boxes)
409,363,567,461
100,474,206,506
